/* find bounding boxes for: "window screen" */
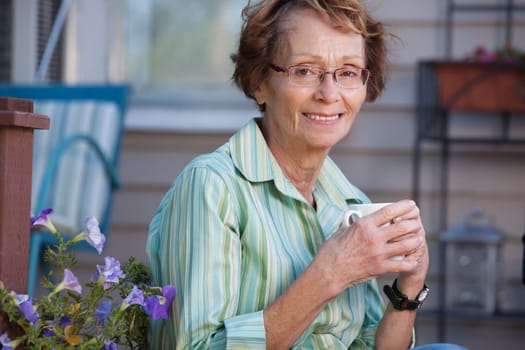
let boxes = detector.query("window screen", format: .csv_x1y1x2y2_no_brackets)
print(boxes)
37,0,63,82
0,0,12,82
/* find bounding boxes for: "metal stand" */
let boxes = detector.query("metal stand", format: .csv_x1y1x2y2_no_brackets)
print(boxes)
412,60,525,342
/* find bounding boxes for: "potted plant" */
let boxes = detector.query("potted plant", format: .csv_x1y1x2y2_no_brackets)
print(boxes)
430,46,525,112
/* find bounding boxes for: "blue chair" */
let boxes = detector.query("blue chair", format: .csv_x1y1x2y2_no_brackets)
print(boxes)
0,84,129,296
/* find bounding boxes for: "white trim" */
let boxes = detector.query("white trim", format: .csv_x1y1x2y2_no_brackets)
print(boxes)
63,0,78,82
125,105,259,133
64,0,110,83
12,0,38,82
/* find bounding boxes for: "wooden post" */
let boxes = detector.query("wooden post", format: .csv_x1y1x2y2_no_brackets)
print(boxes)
0,97,49,293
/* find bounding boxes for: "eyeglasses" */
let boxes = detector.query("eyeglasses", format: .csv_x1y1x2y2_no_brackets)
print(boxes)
269,63,370,89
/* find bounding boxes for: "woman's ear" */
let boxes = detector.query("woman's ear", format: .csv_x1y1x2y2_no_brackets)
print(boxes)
253,84,267,107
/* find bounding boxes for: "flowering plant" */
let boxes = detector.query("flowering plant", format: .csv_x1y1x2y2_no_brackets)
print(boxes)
0,208,174,349
466,45,525,63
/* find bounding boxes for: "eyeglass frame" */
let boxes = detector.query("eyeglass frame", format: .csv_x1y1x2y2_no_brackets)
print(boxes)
268,63,371,89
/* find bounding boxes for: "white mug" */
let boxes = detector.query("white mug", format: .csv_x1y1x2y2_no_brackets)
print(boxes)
341,202,392,228
341,202,403,261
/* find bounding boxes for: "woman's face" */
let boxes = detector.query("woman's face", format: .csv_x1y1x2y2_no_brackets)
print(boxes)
256,8,367,156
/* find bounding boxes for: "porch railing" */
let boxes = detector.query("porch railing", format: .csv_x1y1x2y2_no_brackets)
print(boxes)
0,97,49,292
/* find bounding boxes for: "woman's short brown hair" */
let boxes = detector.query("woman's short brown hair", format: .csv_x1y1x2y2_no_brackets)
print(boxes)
231,0,390,111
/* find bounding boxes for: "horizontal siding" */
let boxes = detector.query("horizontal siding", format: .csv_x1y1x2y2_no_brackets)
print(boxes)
416,314,525,350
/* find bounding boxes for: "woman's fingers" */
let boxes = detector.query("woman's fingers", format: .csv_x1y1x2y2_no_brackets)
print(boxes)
370,200,416,227
323,200,428,286
385,232,424,259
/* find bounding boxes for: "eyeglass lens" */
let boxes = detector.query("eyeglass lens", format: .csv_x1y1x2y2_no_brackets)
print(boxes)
288,65,368,88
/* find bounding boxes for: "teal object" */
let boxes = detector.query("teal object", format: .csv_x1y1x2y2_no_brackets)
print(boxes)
0,84,129,296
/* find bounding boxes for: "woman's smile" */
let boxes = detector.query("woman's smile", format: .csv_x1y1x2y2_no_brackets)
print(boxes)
303,112,343,122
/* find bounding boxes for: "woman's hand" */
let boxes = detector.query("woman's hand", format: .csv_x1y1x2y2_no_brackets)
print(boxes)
313,200,429,297
263,200,429,349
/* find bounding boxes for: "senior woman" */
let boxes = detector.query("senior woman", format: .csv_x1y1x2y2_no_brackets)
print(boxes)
147,1,466,349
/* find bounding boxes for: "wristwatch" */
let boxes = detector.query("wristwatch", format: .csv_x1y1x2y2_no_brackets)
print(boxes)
383,279,429,311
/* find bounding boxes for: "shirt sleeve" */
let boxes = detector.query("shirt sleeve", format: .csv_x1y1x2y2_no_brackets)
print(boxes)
148,164,267,349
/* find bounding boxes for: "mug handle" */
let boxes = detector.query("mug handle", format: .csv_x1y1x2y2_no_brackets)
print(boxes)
341,210,362,228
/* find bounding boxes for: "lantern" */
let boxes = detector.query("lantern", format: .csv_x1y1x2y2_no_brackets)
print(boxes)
440,209,504,315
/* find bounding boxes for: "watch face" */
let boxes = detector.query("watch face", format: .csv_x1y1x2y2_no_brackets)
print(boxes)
418,287,430,302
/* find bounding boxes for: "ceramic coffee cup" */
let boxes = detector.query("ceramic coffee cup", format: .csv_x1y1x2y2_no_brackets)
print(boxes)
341,203,392,228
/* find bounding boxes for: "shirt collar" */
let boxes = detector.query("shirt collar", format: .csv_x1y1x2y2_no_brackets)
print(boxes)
229,118,274,183
228,118,366,205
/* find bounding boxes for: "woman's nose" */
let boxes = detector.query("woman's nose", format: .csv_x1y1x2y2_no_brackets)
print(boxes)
314,73,340,102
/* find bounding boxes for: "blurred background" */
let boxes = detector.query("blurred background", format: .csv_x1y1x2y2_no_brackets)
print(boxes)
1,0,524,348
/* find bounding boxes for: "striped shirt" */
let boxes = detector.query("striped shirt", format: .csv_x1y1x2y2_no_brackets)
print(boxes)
146,118,385,349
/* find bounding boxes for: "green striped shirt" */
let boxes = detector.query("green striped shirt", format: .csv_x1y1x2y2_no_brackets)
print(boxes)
146,118,385,349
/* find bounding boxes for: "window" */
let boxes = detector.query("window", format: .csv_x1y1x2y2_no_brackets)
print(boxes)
0,0,13,82
0,0,63,83
125,0,249,105
37,0,64,82
0,0,12,82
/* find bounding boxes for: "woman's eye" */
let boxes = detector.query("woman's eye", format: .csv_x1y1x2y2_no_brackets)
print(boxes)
339,69,358,78
294,67,317,76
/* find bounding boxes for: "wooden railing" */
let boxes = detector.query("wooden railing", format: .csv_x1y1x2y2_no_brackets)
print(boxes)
0,97,49,293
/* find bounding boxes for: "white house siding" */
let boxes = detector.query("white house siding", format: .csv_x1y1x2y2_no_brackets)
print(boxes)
69,0,525,348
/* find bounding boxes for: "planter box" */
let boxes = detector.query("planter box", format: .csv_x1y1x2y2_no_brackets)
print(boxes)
433,61,525,113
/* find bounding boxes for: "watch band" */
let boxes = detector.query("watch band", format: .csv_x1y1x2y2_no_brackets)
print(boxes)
383,278,429,311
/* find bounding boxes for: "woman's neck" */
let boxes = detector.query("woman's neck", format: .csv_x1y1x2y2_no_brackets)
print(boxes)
257,118,328,206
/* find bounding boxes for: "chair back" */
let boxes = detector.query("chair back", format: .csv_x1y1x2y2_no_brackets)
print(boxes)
0,84,129,235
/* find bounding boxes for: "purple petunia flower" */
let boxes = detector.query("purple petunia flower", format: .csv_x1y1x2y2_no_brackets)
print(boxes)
95,300,113,325
43,316,70,338
144,285,176,320
11,291,39,326
0,332,14,350
30,208,57,234
121,285,145,310
43,328,55,337
82,216,105,254
95,256,125,290
102,340,118,350
54,269,82,294
59,316,71,328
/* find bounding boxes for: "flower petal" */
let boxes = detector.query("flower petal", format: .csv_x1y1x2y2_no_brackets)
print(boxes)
95,300,113,325
55,269,82,294
30,208,57,233
0,332,14,349
103,340,118,350
82,216,106,254
143,285,175,320
96,256,125,290
122,285,144,308
11,291,39,326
